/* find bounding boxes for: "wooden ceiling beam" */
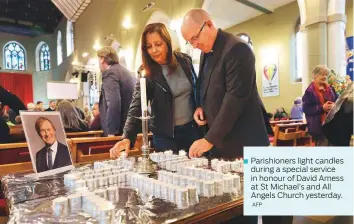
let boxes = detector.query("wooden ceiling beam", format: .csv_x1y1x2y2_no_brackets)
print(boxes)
234,0,273,14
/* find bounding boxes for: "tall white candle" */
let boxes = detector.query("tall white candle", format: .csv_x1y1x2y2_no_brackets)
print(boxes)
140,70,148,116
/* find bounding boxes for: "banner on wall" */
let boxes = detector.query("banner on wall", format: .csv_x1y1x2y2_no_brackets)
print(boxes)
346,36,353,80
262,63,279,97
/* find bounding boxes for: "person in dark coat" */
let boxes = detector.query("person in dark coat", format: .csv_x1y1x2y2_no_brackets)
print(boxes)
181,9,269,159
181,9,291,224
97,46,136,136
110,23,200,157
45,100,56,111
0,85,26,143
34,117,72,173
322,82,353,146
302,65,337,146
89,102,101,131
273,107,289,120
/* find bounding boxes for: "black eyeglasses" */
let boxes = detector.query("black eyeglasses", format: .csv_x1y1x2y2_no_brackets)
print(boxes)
186,22,206,45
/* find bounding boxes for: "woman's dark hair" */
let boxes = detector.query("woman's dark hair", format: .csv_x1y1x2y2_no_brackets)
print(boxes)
141,23,177,77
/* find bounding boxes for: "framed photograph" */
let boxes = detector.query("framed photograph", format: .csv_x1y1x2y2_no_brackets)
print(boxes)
20,111,74,176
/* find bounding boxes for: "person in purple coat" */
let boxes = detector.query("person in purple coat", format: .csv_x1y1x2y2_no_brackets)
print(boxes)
302,65,337,146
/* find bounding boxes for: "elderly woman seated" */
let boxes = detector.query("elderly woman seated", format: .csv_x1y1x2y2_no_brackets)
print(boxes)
290,97,303,120
57,100,89,132
273,107,289,121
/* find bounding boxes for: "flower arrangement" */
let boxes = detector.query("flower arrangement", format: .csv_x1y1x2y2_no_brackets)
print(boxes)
327,70,352,96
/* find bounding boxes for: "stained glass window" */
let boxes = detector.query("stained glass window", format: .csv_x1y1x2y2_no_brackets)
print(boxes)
39,43,51,71
4,41,26,71
57,31,63,65
66,21,74,56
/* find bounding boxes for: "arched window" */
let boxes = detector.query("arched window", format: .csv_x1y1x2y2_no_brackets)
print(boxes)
237,33,253,49
3,41,26,71
57,30,63,65
295,17,302,81
37,42,51,71
66,21,74,56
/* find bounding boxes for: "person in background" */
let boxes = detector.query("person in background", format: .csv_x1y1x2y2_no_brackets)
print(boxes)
302,65,337,146
69,100,85,120
8,109,17,124
322,82,353,146
0,85,26,143
45,100,56,111
90,102,101,131
290,97,303,120
36,101,44,111
27,103,35,111
83,105,92,125
57,100,89,132
110,23,199,157
97,46,136,137
273,107,289,120
267,113,274,120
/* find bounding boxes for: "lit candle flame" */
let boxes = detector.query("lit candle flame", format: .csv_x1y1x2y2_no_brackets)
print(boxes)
141,69,146,78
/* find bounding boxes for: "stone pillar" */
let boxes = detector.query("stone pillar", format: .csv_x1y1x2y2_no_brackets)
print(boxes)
299,29,309,93
327,0,347,76
298,0,328,91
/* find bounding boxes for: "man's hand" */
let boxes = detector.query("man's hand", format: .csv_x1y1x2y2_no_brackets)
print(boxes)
189,138,213,158
110,139,131,158
193,107,207,125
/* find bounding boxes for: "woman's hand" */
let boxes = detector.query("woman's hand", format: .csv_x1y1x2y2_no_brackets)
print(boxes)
110,139,131,158
323,101,334,112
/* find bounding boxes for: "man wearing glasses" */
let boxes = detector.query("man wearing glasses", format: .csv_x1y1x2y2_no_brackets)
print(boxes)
181,9,292,224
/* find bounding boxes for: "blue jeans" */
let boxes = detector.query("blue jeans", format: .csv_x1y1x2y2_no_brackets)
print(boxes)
153,121,200,153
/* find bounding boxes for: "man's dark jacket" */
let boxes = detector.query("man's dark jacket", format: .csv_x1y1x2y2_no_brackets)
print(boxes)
35,141,72,173
99,63,137,136
198,29,269,159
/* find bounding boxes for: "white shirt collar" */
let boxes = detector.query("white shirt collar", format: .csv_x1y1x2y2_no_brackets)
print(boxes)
47,140,58,167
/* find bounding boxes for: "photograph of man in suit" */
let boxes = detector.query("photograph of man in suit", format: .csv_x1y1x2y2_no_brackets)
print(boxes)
35,117,72,172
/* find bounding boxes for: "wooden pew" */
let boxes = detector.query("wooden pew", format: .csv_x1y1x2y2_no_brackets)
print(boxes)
70,133,153,164
7,129,104,144
0,142,29,165
270,119,304,129
70,136,122,163
0,140,74,177
66,130,103,138
0,133,153,175
273,123,312,146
